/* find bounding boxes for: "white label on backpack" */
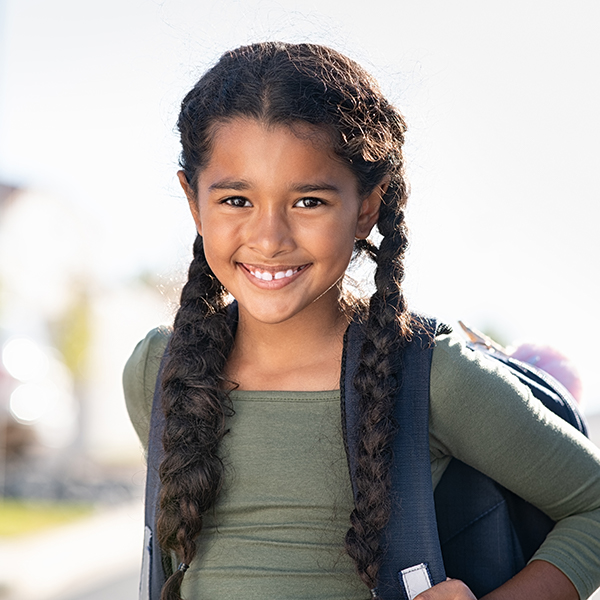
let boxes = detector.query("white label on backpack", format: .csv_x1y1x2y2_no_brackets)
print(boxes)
400,563,432,600
140,525,152,600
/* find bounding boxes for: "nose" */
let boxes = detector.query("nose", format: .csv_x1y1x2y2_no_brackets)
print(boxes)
246,207,295,258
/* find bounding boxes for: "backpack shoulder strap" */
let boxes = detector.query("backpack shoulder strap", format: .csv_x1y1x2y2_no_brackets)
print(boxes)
140,349,171,600
341,315,446,600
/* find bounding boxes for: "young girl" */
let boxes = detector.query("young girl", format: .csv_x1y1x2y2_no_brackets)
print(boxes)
124,42,600,600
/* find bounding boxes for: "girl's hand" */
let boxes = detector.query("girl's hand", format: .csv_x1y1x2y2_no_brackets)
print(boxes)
414,561,578,600
414,578,477,600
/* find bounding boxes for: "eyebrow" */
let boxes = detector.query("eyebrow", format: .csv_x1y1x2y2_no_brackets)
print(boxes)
291,182,341,194
208,179,251,191
208,179,341,193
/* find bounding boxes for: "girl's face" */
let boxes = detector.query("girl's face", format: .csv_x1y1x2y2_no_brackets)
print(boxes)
180,119,382,329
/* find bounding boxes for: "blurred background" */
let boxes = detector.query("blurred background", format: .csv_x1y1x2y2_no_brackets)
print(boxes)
0,0,598,598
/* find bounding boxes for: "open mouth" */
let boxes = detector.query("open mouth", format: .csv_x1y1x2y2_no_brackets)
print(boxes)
242,264,309,282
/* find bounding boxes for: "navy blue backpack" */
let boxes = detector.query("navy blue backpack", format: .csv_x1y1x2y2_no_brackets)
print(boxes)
141,313,588,600
342,316,588,599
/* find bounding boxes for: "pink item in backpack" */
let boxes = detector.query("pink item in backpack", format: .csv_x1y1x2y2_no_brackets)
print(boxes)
509,343,583,404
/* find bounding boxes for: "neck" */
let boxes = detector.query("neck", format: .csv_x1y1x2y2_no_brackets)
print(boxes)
226,295,354,391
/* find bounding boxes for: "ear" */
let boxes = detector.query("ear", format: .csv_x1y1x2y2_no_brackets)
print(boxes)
178,170,202,236
355,179,387,239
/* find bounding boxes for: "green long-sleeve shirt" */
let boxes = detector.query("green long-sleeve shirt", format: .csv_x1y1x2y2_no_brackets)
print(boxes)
124,326,600,599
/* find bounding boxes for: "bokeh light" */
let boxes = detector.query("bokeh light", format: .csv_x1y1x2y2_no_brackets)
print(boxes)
2,337,49,382
9,381,58,423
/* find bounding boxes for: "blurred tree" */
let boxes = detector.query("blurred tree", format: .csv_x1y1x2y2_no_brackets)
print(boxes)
51,287,92,379
49,284,93,455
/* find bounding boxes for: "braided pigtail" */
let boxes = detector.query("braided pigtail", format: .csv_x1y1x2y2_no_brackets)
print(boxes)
157,234,234,600
344,182,412,593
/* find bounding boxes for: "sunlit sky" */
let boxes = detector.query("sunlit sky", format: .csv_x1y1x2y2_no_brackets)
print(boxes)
0,0,599,409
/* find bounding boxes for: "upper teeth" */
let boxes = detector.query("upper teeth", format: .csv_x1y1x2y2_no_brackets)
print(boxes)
250,268,296,281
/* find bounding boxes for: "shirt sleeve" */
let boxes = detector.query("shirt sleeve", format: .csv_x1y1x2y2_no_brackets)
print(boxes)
122,326,171,452
429,333,600,599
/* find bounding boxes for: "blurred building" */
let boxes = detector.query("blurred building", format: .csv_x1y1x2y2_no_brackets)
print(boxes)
0,182,170,499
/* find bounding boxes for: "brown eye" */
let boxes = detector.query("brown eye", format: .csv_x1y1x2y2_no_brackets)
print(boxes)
294,197,324,208
223,196,251,207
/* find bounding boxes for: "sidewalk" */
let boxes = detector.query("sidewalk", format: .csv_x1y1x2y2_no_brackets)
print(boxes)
0,501,144,600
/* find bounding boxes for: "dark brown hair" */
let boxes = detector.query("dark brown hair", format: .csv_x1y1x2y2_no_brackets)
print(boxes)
158,41,412,599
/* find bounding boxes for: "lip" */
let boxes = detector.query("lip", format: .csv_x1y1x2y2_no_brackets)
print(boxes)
239,262,310,289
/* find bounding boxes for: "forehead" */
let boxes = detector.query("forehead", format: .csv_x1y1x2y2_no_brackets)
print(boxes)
197,118,358,191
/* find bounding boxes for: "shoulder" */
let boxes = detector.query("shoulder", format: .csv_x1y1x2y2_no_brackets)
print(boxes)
430,334,531,421
428,330,535,460
123,326,172,450
430,331,529,400
428,331,585,476
123,325,171,393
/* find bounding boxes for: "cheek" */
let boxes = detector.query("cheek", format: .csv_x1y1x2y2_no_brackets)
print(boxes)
200,226,231,273
200,213,233,251
314,222,357,266
201,244,236,293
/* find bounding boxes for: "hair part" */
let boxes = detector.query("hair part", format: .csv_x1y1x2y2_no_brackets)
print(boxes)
159,41,412,599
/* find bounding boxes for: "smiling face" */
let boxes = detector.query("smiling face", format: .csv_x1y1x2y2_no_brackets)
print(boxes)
180,118,382,329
